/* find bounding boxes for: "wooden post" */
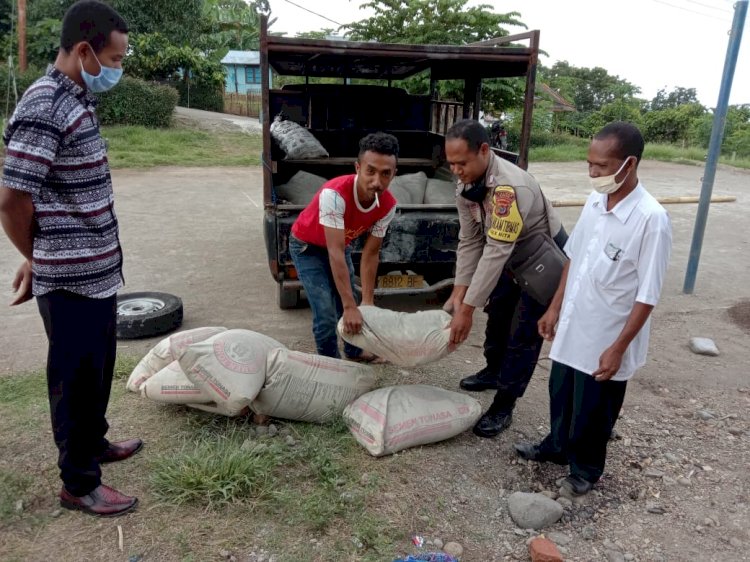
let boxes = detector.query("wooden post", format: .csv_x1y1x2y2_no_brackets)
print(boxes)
18,0,28,72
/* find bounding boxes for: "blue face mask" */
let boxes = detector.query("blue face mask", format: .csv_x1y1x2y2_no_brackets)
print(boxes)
80,46,123,93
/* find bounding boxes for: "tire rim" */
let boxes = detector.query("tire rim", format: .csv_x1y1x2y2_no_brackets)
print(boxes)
117,297,166,316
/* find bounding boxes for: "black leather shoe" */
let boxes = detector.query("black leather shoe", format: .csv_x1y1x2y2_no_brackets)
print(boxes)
460,367,501,391
95,438,143,464
561,474,594,496
60,484,138,517
472,410,513,438
513,442,567,465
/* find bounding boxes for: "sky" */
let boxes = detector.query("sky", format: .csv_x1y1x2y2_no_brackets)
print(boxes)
266,0,749,107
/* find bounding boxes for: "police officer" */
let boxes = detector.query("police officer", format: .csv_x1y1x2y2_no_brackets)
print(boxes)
443,119,568,437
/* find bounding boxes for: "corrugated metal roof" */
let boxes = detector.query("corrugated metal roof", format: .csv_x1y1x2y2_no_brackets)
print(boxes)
221,50,260,65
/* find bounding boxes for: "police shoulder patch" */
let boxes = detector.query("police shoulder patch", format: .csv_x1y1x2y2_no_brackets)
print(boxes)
487,185,523,242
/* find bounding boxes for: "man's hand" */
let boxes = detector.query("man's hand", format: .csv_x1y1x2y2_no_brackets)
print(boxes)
592,344,625,382
449,304,473,345
10,260,33,306
537,308,559,341
342,306,364,335
443,285,468,315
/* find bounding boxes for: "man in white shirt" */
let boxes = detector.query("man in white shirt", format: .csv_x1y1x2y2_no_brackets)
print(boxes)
514,122,672,497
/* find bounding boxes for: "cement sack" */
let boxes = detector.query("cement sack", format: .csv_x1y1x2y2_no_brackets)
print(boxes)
140,360,212,404
343,384,482,456
126,327,228,392
270,115,329,160
276,170,328,205
180,329,284,411
252,349,376,423
187,402,250,417
338,306,453,367
388,172,428,205
423,178,456,204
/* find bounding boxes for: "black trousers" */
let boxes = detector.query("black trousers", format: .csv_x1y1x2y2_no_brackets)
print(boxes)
36,290,117,496
483,270,548,411
539,361,627,483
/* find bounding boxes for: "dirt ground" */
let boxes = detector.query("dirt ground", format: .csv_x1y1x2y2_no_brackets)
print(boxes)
0,160,749,561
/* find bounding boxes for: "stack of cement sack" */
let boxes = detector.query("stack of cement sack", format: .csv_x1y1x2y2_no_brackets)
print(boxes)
126,327,376,423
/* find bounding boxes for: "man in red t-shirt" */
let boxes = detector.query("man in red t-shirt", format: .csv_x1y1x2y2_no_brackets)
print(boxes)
290,132,399,360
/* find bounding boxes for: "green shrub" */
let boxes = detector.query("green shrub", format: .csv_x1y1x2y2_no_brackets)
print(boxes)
0,65,46,118
97,76,178,127
169,80,224,113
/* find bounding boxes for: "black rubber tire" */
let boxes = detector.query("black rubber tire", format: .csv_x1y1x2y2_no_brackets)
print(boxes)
116,292,183,339
277,285,300,310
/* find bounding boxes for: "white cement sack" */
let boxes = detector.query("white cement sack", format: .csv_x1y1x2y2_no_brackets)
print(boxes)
187,402,250,417
270,116,329,160
140,360,212,404
180,329,284,411
338,306,454,367
343,384,482,456
126,327,228,392
276,170,328,205
423,178,456,204
252,349,376,423
388,172,428,205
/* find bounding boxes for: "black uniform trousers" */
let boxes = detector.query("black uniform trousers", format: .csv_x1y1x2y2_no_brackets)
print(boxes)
36,290,117,496
539,361,628,483
483,270,548,411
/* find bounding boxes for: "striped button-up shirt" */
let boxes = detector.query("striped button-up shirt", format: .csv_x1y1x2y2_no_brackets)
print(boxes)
2,67,123,298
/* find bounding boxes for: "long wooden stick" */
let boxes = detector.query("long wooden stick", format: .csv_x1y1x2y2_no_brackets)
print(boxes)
551,195,736,207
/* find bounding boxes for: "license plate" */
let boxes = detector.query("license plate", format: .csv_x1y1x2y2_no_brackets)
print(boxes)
377,274,424,289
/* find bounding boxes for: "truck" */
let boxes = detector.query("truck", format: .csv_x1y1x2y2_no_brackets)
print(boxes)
259,16,540,308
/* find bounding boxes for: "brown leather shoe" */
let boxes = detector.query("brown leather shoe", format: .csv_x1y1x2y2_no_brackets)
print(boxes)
60,484,138,517
96,438,143,464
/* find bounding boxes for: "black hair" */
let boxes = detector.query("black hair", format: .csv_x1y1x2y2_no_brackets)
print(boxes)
60,1,129,54
446,119,490,153
594,121,645,163
358,132,399,160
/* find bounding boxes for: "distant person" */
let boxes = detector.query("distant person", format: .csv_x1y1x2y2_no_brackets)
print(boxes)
289,132,399,361
0,1,141,517
514,122,672,497
442,119,568,437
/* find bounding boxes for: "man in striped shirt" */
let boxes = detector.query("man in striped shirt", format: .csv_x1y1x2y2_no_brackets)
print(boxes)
0,1,140,517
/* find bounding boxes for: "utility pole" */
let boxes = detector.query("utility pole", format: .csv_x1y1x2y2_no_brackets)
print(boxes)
683,0,748,294
18,0,28,72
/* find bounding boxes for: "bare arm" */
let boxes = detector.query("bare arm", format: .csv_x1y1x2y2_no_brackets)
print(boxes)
323,225,362,333
359,234,382,306
538,260,570,340
593,302,654,381
0,186,34,260
0,186,35,305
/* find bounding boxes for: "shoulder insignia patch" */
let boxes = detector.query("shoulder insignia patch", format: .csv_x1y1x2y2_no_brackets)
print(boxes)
488,185,523,242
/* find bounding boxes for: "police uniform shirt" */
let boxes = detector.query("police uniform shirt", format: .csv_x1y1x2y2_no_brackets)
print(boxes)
455,152,563,309
549,183,672,381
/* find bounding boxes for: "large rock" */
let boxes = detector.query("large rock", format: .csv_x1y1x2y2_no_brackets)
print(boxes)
689,337,719,356
508,492,564,530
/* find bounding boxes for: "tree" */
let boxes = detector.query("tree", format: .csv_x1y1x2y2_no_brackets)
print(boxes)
341,0,528,111
201,0,271,52
650,86,699,111
111,0,205,46
643,103,706,145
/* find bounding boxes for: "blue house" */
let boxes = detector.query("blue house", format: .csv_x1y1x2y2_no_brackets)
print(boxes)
221,50,263,94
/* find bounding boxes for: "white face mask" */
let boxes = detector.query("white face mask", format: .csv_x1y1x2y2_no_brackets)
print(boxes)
590,157,634,194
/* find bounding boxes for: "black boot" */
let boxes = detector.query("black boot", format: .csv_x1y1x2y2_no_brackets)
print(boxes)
473,409,513,437
460,366,501,391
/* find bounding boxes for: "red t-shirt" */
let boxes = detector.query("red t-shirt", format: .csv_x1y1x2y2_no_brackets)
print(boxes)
291,174,397,247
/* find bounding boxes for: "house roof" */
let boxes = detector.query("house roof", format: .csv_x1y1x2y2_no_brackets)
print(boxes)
221,50,260,65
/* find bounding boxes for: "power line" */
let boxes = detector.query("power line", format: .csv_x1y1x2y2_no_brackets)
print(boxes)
281,0,342,27
683,0,732,13
651,0,731,22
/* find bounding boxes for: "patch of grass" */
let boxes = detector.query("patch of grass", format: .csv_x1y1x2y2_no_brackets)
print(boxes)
530,140,750,169
102,125,262,169
0,369,46,413
149,425,284,507
0,469,33,522
114,354,140,380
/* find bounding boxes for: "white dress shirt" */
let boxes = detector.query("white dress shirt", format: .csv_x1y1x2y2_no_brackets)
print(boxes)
549,182,672,381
